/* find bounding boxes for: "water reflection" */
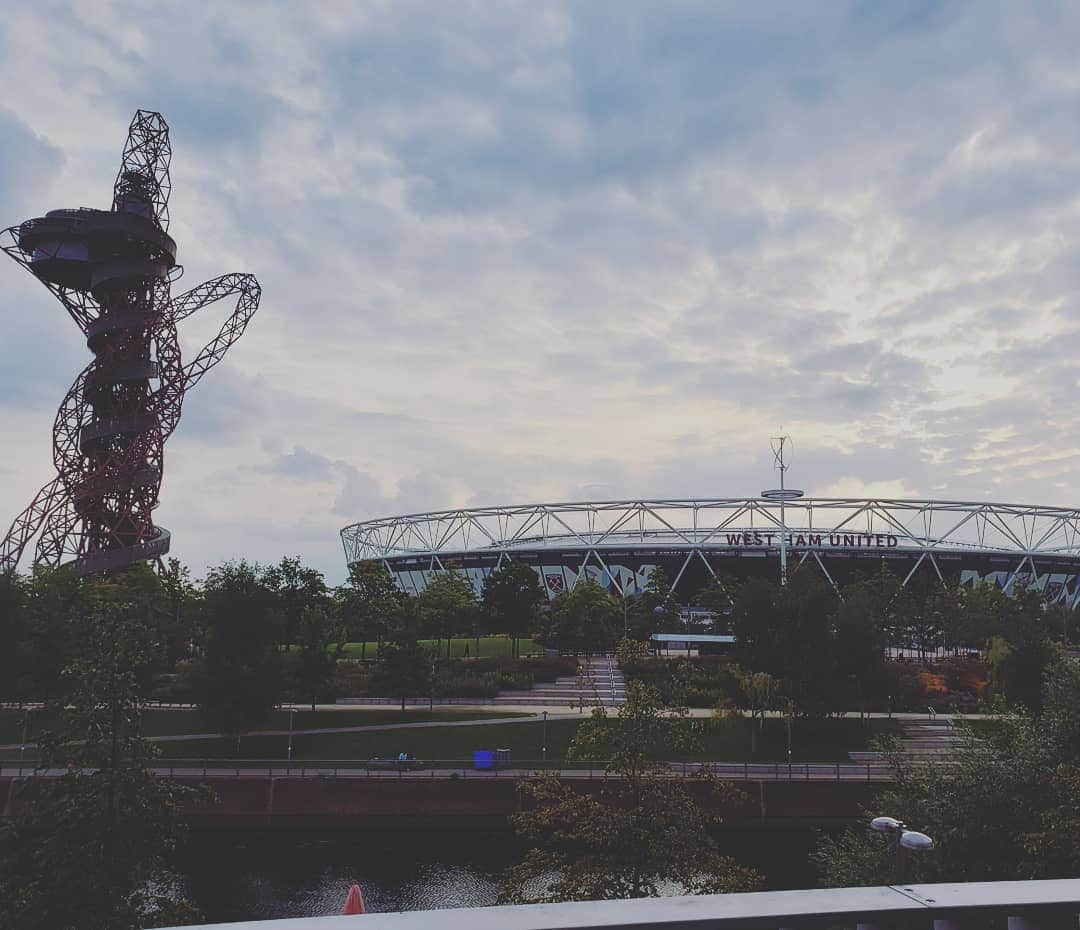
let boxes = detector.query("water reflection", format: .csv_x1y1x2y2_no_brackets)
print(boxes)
176,827,821,922
178,830,511,922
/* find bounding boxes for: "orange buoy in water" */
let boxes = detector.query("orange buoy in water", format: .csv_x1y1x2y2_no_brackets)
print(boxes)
342,884,366,915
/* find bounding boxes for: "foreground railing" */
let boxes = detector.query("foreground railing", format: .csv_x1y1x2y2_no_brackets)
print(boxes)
161,879,1080,929
0,759,901,781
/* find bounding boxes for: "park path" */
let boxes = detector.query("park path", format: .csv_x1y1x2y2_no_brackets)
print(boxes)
0,708,993,751
0,711,581,751
0,761,899,782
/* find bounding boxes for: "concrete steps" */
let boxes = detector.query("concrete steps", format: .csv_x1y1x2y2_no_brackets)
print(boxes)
493,657,626,707
848,716,973,765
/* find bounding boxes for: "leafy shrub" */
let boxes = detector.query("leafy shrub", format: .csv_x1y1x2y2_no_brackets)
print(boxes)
919,672,949,695
333,661,370,696
623,657,742,708
433,675,499,698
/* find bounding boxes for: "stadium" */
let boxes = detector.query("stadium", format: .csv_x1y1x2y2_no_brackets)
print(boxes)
340,497,1080,609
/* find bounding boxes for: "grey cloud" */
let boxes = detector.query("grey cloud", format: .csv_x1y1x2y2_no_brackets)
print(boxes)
6,2,1080,585
0,108,64,218
256,446,341,482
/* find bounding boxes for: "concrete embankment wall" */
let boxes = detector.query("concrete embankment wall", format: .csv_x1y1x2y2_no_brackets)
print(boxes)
0,775,878,830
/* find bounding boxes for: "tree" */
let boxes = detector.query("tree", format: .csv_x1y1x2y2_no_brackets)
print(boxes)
813,659,1080,887
737,669,779,727
418,570,477,658
731,576,781,671
993,584,1058,713
194,560,282,739
288,605,342,711
501,682,762,902
0,570,28,701
624,566,677,640
834,579,889,710
736,669,779,756
481,561,545,657
338,560,404,659
19,565,85,700
371,635,434,711
692,574,737,634
158,558,199,669
0,572,206,930
264,556,328,648
950,580,1010,651
541,580,619,654
732,571,840,715
892,574,952,661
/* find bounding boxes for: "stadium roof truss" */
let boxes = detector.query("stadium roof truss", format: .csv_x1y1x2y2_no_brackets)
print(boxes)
340,498,1080,603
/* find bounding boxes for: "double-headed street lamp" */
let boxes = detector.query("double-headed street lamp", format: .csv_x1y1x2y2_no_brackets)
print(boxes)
870,816,934,883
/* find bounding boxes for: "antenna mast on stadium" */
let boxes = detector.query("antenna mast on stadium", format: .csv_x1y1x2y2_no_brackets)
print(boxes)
761,433,803,585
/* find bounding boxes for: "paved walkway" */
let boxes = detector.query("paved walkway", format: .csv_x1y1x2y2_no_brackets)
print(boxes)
0,707,998,752
0,712,582,751
0,761,901,782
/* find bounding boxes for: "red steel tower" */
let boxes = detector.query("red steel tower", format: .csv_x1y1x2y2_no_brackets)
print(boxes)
0,110,261,574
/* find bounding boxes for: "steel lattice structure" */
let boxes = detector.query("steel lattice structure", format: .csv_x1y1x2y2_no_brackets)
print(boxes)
0,110,261,574
342,498,1080,607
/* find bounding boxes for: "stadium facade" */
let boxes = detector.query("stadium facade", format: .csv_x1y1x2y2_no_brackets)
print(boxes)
340,498,1080,608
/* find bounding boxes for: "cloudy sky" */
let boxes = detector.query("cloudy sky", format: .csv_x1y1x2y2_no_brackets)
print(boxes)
1,1,1079,583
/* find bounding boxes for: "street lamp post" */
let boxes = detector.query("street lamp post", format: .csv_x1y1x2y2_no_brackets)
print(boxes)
287,707,296,763
19,708,29,777
542,710,548,764
870,816,934,884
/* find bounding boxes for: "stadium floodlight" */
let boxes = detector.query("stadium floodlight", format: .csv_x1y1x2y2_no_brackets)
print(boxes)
870,816,903,832
0,110,261,574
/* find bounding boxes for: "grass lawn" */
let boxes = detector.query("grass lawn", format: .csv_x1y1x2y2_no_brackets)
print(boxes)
0,707,528,745
338,636,542,659
693,717,901,764
148,716,900,766
958,718,1003,738
155,718,580,766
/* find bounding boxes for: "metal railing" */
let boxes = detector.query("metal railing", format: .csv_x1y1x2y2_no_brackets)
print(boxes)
2,758,901,781
155,879,1080,929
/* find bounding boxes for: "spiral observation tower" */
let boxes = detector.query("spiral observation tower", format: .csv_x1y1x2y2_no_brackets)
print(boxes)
0,110,261,574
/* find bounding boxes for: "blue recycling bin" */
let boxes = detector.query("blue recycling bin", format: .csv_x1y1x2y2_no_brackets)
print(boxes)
473,749,494,770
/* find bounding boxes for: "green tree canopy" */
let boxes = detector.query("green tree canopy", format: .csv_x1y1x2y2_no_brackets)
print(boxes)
814,659,1080,887
418,570,477,657
481,560,545,656
733,571,840,715
502,682,762,902
541,579,620,653
193,560,282,736
371,635,434,711
264,555,328,648
0,569,29,701
624,566,676,641
337,560,404,657
287,605,342,710
0,571,206,930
